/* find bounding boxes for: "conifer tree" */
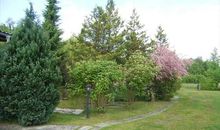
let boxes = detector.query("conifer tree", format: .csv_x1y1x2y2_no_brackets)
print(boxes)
155,26,168,47
43,0,62,51
122,9,149,63
210,47,219,64
79,0,124,57
43,0,68,98
0,3,60,126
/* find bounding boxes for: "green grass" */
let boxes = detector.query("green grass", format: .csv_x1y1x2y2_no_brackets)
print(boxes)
58,96,85,109
1,83,219,130
49,101,170,125
103,84,220,130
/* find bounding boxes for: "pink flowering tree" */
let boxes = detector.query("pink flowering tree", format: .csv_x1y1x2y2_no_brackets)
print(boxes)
152,46,187,80
151,46,187,100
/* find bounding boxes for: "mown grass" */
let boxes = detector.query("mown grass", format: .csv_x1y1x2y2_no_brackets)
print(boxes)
49,101,170,125
103,84,220,130
1,83,219,130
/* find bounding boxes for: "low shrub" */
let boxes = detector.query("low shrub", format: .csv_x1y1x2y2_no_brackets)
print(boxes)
70,60,123,110
200,77,218,90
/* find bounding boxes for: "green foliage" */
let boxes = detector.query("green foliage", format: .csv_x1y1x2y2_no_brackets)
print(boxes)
205,62,220,83
182,74,205,83
199,62,220,90
184,57,220,90
119,9,149,64
153,78,181,100
125,51,158,102
70,60,123,109
155,26,168,47
79,0,124,63
200,77,218,90
0,24,12,33
43,0,62,51
0,3,60,126
210,47,220,64
60,37,98,67
188,57,207,75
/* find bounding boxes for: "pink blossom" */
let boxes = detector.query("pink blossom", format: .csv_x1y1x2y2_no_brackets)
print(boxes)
151,46,187,80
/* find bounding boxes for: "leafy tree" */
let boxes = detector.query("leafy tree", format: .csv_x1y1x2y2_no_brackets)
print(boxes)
188,57,207,75
61,36,98,66
79,0,124,62
200,61,220,90
155,26,168,47
151,46,187,100
125,51,158,102
121,9,149,64
0,3,60,126
0,24,12,33
70,60,123,110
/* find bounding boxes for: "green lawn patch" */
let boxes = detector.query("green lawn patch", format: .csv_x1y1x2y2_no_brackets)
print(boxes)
103,84,220,130
49,101,170,125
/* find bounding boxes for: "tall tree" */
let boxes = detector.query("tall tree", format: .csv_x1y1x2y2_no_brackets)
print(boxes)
43,0,62,51
210,47,219,64
0,3,60,126
122,9,149,63
6,18,15,31
79,0,124,57
43,0,67,98
155,26,168,47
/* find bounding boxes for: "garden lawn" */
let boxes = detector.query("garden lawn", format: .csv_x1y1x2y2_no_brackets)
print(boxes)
103,84,220,130
49,101,170,126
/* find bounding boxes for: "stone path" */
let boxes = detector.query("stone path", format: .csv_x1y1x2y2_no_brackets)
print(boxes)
0,96,179,130
54,108,84,115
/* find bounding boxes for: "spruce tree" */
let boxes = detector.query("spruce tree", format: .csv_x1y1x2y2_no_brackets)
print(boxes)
155,26,168,47
43,0,67,98
79,0,124,57
0,3,60,126
122,9,149,63
43,0,62,51
210,47,219,64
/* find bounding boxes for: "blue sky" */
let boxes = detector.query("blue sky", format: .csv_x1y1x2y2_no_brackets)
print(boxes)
0,0,220,59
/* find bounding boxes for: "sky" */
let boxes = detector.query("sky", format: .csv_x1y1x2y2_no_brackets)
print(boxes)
0,0,220,59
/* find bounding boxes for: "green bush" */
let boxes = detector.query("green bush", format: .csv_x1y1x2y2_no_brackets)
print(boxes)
200,77,218,90
153,78,181,101
70,60,123,110
182,74,205,83
0,5,60,126
125,51,158,102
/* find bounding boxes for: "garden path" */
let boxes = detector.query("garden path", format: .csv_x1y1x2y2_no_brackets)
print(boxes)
0,96,178,130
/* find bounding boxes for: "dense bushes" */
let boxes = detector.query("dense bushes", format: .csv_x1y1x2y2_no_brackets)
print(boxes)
0,4,60,126
153,78,181,100
70,60,123,109
125,51,158,102
182,57,220,90
182,74,205,83
200,77,218,90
